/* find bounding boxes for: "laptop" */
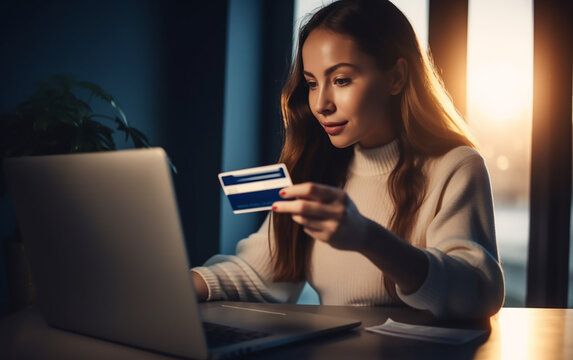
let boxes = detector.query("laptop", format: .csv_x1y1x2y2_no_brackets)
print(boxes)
3,148,360,359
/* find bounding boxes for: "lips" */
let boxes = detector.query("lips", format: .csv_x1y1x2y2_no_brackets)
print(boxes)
321,121,348,135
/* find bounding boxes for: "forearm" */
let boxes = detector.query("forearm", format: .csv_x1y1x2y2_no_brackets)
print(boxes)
359,218,428,295
192,255,305,303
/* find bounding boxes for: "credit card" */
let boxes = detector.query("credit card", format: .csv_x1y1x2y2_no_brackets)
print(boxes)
219,163,292,214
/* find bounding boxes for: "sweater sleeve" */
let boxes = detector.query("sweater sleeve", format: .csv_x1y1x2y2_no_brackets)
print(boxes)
396,149,505,319
191,215,305,303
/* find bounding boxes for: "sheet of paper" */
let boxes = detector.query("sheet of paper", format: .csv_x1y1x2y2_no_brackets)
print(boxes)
365,318,487,345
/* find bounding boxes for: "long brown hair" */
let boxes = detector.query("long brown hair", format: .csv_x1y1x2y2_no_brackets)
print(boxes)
272,0,476,283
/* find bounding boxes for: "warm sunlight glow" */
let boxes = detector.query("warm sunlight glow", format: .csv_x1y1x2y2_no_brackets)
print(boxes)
466,0,533,307
483,310,571,360
498,311,530,360
467,0,533,125
469,61,531,121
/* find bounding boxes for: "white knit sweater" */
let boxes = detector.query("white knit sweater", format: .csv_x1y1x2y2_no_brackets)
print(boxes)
193,141,505,319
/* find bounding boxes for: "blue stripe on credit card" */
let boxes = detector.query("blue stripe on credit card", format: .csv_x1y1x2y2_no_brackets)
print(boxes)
227,188,284,211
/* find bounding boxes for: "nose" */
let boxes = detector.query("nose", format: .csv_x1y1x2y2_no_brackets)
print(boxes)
313,85,335,116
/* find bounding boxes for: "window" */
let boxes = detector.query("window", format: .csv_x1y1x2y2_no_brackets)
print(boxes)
467,0,533,306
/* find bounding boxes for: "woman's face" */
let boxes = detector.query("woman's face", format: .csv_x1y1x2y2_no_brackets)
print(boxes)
302,28,397,149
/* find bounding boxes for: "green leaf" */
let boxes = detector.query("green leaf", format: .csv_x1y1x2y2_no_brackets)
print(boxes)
1,74,177,180
127,127,152,148
76,80,115,104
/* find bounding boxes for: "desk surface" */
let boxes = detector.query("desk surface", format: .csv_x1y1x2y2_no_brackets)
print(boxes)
1,302,572,359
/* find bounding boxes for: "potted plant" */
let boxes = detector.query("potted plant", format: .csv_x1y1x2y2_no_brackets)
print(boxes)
0,75,153,311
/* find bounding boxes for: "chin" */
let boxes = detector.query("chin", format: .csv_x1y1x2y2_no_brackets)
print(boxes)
328,137,356,149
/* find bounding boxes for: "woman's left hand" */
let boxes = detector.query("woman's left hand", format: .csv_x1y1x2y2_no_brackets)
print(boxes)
272,182,368,251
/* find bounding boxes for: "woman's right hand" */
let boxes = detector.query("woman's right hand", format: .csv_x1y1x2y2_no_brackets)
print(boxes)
192,271,208,302
272,182,368,252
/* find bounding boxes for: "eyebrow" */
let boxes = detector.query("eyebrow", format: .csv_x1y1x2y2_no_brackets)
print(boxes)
303,62,359,78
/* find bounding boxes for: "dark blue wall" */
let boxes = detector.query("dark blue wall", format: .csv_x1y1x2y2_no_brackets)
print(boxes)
0,0,164,139
219,0,294,254
0,0,229,315
0,0,294,317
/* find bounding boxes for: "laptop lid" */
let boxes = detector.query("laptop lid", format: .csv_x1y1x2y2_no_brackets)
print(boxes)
4,148,360,359
5,148,210,358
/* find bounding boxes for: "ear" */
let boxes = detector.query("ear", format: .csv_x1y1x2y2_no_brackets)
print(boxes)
389,58,408,95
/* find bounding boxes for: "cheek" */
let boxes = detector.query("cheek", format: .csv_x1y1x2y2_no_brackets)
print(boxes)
338,87,383,119
336,91,361,115
356,84,390,118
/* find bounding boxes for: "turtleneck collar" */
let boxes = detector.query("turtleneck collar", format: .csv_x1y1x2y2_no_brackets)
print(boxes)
349,139,400,176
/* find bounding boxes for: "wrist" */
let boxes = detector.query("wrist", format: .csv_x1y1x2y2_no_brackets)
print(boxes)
192,270,209,302
356,220,428,295
357,217,381,254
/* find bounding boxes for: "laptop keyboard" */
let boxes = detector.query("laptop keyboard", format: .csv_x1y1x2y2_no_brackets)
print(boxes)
203,322,271,348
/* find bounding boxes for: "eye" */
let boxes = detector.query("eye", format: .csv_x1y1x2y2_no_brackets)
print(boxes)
334,78,351,86
305,79,318,90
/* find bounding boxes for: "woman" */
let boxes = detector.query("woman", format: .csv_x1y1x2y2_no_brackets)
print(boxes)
192,0,505,319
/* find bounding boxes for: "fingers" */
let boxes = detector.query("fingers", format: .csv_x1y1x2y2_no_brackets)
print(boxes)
273,198,346,220
273,182,347,219
279,182,346,203
291,214,340,232
272,182,350,243
272,182,366,250
291,215,342,242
